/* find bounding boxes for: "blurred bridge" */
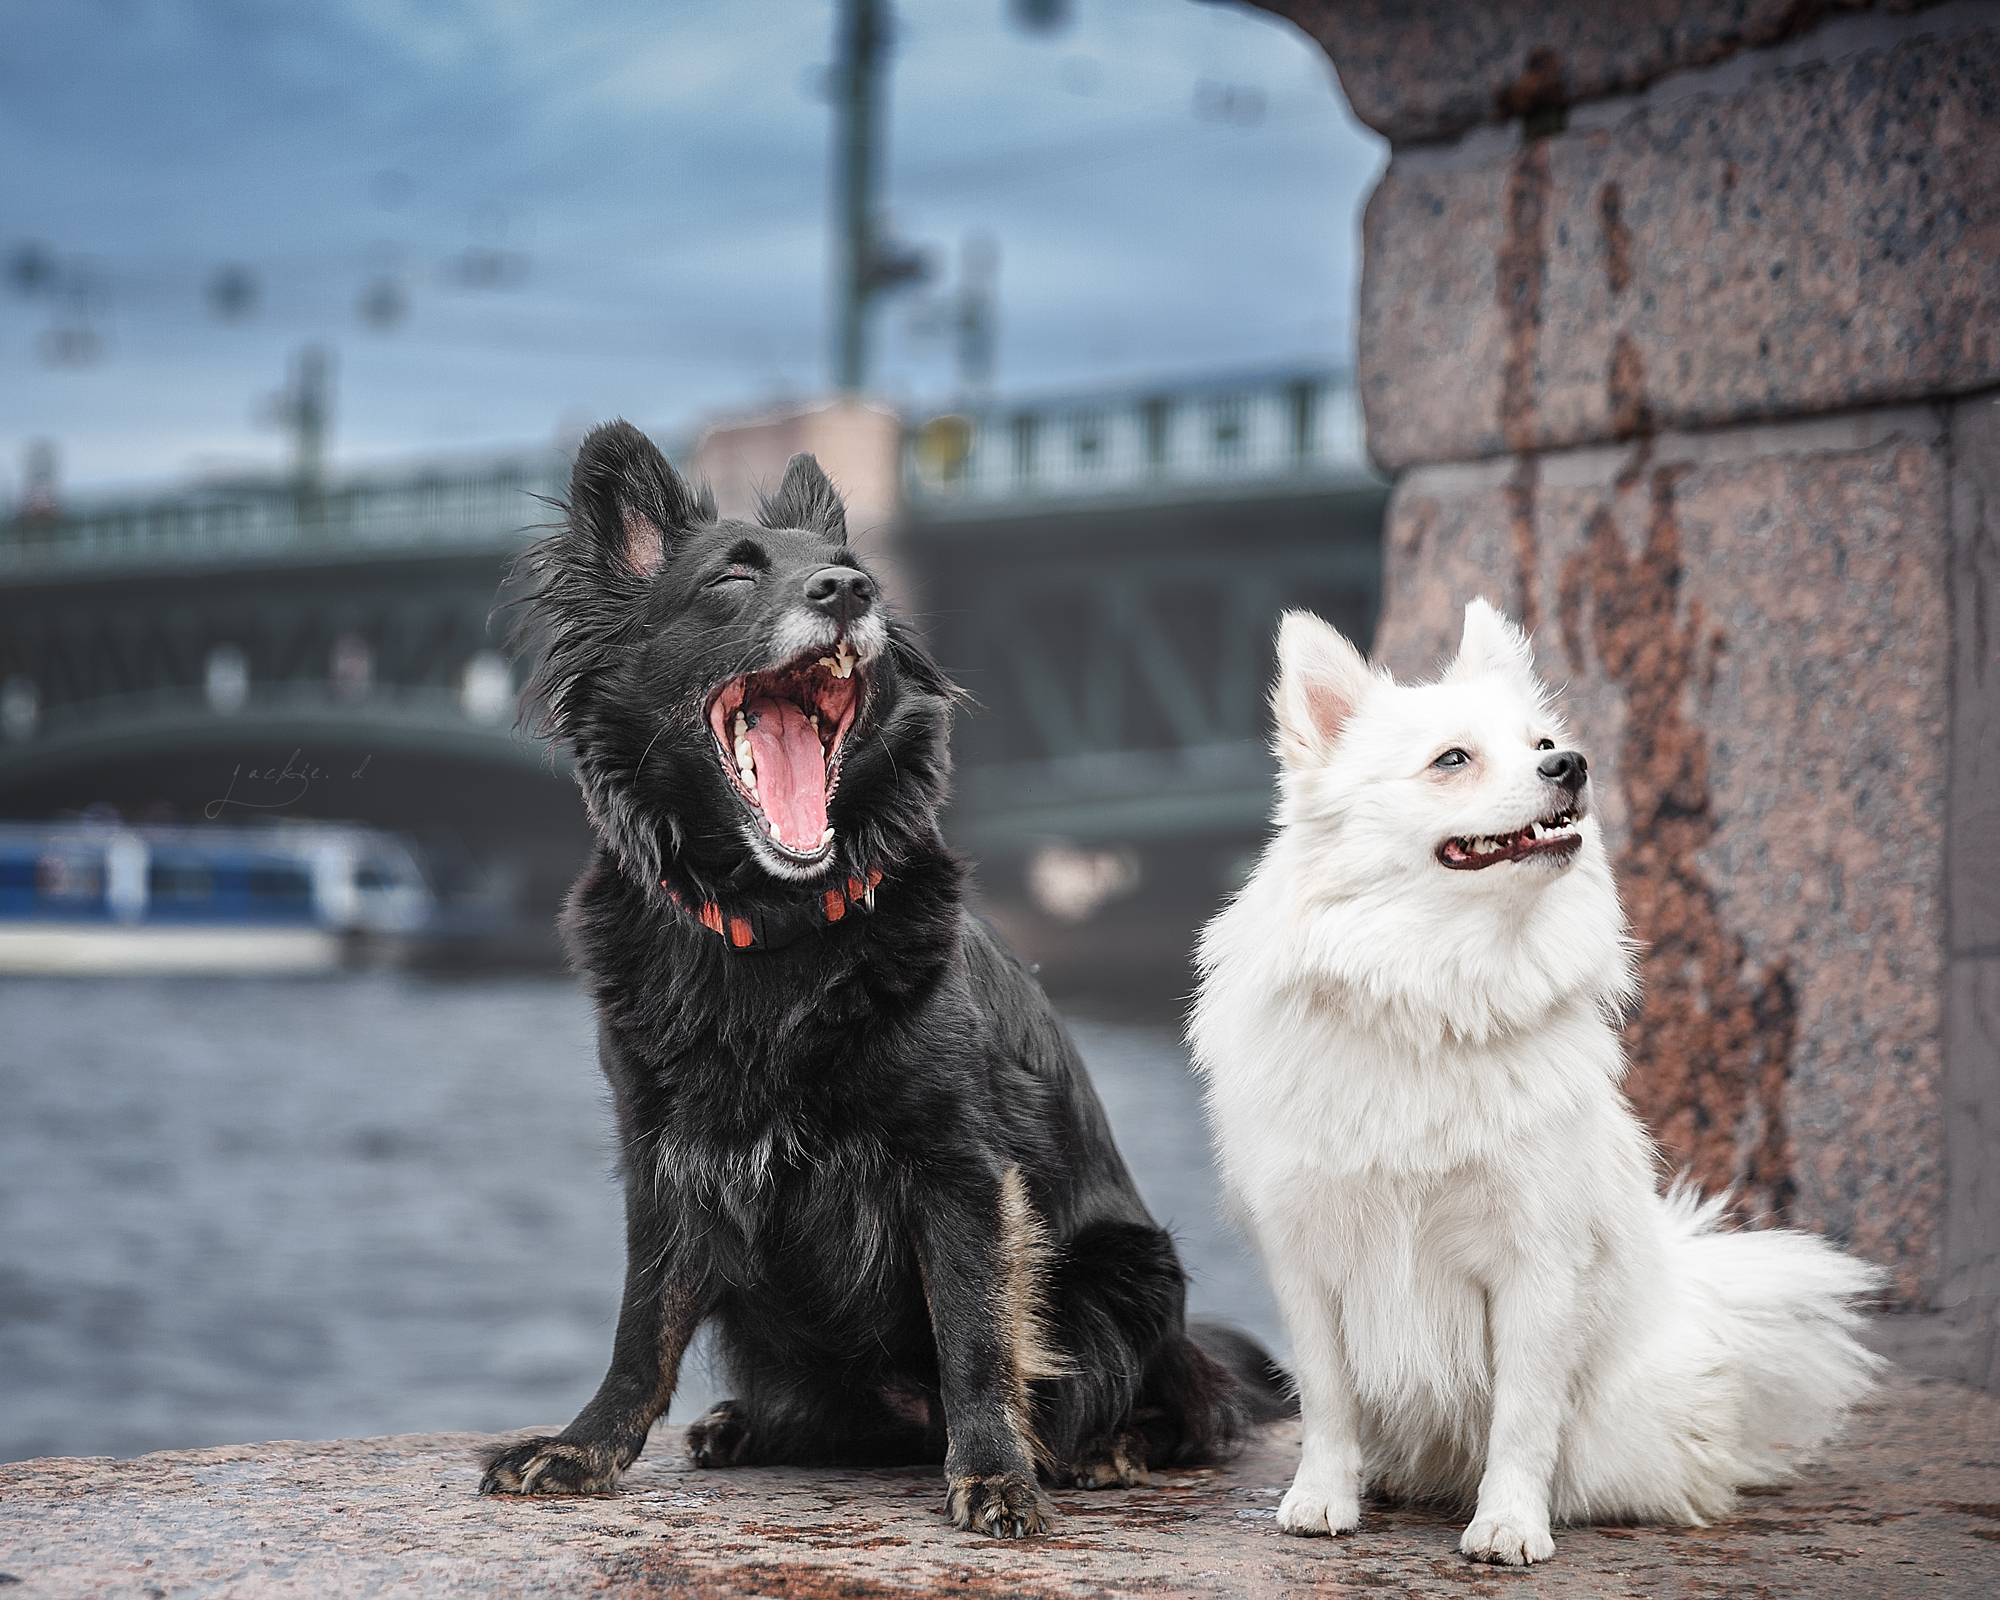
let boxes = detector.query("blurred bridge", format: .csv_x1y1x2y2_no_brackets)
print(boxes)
0,365,1385,981
0,456,593,942
0,459,566,769
898,367,1387,989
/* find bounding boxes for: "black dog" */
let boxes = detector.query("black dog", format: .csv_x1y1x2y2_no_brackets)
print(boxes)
478,422,1287,1536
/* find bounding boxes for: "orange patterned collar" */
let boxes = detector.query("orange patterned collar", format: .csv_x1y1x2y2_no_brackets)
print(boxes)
664,868,883,952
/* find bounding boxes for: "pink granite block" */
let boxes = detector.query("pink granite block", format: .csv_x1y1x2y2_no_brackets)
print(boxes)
1252,0,1877,146
1374,412,1950,1303
1354,21,2000,470
3,1377,1998,1597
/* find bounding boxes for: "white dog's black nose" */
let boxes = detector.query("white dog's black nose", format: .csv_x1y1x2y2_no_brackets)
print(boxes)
804,565,875,626
1538,750,1588,793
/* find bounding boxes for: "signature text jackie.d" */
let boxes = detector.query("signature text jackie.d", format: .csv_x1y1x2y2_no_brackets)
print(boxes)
204,751,372,819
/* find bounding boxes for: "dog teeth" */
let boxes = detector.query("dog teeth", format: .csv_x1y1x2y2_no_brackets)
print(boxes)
818,641,857,680
818,827,834,847
1455,812,1580,861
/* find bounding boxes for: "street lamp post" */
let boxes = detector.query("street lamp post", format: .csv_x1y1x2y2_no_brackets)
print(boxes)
829,0,927,394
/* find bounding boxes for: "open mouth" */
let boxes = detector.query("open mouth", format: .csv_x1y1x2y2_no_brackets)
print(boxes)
706,639,864,863
1436,804,1583,871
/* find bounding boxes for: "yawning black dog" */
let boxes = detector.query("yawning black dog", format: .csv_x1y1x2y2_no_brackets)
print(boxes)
477,421,1288,1536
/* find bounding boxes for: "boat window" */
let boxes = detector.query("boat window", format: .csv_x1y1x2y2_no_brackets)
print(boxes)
38,851,104,906
150,859,214,904
247,865,315,906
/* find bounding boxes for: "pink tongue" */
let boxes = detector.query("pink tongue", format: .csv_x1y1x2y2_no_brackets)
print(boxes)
744,696,827,851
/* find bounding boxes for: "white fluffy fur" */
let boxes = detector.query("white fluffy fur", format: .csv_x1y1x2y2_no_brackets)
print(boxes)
1190,600,1883,1566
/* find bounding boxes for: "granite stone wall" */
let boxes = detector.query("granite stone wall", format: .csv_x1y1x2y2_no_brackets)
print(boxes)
1256,0,2000,1385
1356,20,2000,470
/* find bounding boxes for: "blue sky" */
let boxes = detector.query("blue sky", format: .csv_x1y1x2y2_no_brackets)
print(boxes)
0,0,1383,493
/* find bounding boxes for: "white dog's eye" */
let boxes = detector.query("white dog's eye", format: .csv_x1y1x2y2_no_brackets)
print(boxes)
1432,748,1470,770
1535,738,1555,751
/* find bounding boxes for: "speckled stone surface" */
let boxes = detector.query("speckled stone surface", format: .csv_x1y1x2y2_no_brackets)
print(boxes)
1,1372,1995,1598
1949,392,2000,960
1349,15,2000,471
1943,389,2000,1387
1253,0,1881,146
1266,0,1993,1380
1372,409,1950,1302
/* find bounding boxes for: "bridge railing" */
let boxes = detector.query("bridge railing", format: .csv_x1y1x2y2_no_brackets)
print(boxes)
901,368,1375,511
0,457,569,576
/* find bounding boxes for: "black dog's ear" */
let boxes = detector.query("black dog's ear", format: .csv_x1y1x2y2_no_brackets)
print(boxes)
567,419,706,579
758,453,847,540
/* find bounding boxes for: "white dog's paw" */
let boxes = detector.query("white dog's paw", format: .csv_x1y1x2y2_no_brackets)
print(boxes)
1460,1510,1555,1565
1276,1480,1360,1537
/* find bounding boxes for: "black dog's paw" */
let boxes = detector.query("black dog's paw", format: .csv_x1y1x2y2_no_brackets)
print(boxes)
685,1399,751,1469
945,1470,1054,1538
1069,1426,1152,1489
478,1437,623,1496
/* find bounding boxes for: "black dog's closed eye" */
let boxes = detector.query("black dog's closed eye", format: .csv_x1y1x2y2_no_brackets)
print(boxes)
706,540,768,588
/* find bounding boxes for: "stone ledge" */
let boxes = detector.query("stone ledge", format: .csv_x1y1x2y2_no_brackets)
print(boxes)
2,1372,1996,1598
1252,0,1890,147
1870,1303,2000,1391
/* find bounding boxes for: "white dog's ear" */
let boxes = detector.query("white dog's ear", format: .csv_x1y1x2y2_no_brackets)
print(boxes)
1273,611,1372,768
1445,598,1540,691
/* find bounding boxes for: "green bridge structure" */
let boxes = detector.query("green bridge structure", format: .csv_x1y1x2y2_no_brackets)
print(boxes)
0,368,1385,983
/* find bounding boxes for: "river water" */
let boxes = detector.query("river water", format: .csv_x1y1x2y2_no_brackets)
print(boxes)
0,974,1282,1463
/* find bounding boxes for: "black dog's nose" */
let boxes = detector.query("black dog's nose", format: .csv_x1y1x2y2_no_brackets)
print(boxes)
1538,749,1588,793
803,565,875,625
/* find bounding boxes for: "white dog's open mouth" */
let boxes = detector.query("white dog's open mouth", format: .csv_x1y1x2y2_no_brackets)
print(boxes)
705,641,864,863
1437,804,1582,871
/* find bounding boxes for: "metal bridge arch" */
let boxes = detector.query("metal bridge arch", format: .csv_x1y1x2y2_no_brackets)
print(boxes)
0,461,565,787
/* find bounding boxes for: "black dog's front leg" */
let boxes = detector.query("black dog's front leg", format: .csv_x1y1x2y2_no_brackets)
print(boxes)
480,1183,706,1496
918,1167,1061,1538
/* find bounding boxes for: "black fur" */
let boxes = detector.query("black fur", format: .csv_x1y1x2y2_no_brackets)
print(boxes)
478,421,1290,1536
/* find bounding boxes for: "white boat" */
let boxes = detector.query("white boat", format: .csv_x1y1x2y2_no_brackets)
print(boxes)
0,819,433,975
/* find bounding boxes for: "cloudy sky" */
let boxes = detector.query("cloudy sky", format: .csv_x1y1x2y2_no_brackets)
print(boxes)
0,0,1383,495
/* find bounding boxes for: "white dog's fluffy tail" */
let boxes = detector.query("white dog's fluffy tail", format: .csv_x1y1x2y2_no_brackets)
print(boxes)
1556,1189,1886,1525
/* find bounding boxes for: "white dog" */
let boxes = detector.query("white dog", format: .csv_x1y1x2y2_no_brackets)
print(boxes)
1189,600,1882,1565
